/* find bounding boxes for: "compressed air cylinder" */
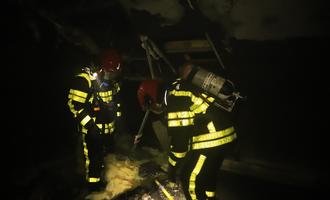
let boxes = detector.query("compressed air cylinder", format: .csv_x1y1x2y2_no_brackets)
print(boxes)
191,67,227,98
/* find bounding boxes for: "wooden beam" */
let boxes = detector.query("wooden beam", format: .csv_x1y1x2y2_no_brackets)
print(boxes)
163,40,212,53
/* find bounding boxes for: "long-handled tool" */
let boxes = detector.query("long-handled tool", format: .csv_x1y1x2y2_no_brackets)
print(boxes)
154,179,175,200
132,108,150,151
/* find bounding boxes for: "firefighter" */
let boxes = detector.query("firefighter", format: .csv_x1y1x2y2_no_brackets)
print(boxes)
67,48,124,191
175,63,239,200
137,63,240,200
137,77,193,184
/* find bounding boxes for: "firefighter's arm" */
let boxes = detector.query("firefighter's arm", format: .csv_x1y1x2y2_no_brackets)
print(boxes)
67,75,100,134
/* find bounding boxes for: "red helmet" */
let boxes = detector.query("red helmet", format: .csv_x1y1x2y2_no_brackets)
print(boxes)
137,79,164,113
99,49,122,72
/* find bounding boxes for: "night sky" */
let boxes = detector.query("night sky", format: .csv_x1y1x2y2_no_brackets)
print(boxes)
4,0,329,199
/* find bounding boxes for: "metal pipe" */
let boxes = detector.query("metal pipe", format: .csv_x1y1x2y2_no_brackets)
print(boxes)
148,38,177,75
141,35,155,79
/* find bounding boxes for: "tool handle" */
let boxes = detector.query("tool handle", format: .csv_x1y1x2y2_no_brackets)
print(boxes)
132,109,150,149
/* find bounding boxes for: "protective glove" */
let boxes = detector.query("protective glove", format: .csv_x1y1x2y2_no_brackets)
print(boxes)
133,133,143,145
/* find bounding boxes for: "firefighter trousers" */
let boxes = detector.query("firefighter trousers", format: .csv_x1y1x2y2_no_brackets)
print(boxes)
180,143,234,200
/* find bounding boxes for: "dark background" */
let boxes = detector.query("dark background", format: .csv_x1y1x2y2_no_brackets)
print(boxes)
4,0,329,199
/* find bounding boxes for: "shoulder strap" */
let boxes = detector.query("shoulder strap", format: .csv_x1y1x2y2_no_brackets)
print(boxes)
76,72,92,88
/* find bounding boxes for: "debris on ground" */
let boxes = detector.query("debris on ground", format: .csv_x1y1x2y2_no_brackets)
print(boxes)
84,147,185,200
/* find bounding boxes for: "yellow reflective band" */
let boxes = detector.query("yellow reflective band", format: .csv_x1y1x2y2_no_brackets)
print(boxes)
191,95,204,104
168,111,195,119
104,128,109,134
88,96,94,103
192,133,237,150
98,91,112,97
168,157,176,166
81,127,88,133
171,151,187,158
190,94,214,113
189,103,199,111
206,191,215,197
67,99,78,117
80,115,92,126
168,118,194,127
154,179,174,200
207,121,216,133
192,126,235,142
99,95,112,101
191,94,214,104
94,122,115,134
189,182,196,190
84,148,88,156
208,97,215,102
180,118,193,126
82,135,90,181
168,113,176,119
117,112,121,117
68,94,86,103
101,96,112,102
190,194,197,200
117,103,121,107
107,122,115,134
169,90,192,97
77,73,91,88
109,121,115,128
88,177,100,183
206,97,215,102
201,93,215,102
69,89,88,98
189,155,206,200
191,102,210,114
98,92,106,97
